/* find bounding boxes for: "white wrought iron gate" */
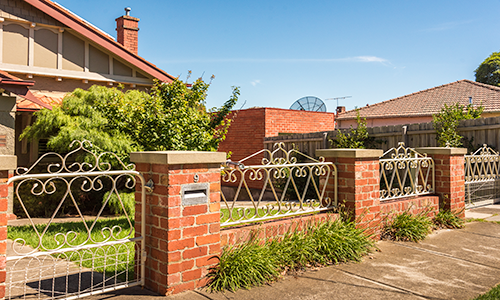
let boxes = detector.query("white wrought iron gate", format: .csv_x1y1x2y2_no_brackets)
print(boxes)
6,140,146,300
464,144,500,208
221,143,337,227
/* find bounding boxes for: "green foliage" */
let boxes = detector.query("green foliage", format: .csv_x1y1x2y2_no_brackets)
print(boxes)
103,190,135,216
382,210,433,242
333,110,369,149
8,217,135,281
433,209,464,229
206,242,280,292
475,52,500,86
21,78,239,156
20,86,140,161
206,218,374,292
432,103,483,147
13,177,109,218
474,283,500,300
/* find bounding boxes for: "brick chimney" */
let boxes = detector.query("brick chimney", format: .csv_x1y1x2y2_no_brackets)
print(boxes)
116,7,139,55
336,106,346,116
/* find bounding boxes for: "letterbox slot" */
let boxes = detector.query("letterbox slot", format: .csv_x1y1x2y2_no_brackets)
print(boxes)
184,189,206,198
181,183,209,206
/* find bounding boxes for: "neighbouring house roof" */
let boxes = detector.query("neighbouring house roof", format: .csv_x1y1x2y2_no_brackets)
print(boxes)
0,70,52,110
23,0,175,83
17,90,66,111
337,80,500,120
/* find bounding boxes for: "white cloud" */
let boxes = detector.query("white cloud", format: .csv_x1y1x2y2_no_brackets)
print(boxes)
421,20,474,32
251,79,261,86
350,56,388,63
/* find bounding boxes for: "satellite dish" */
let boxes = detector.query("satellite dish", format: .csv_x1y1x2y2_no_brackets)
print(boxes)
290,96,326,112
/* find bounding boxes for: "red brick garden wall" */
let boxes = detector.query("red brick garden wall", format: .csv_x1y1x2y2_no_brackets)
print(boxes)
220,212,338,247
380,196,440,218
218,107,335,166
133,159,223,295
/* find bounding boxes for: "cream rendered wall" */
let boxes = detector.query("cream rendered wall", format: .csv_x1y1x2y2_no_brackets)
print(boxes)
338,116,433,129
3,23,29,65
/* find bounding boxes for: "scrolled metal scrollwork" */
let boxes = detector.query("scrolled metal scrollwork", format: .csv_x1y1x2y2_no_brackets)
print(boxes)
220,143,337,226
8,140,139,256
15,140,135,176
465,144,500,184
379,142,434,201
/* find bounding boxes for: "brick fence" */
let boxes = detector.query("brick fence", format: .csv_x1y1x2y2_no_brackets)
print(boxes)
0,155,16,299
2,146,466,297
126,146,466,295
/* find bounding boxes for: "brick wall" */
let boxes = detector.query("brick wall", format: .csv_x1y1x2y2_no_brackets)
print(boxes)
219,107,335,166
264,108,335,137
221,212,338,247
380,196,439,219
416,148,467,217
0,155,15,299
218,108,266,166
317,149,383,235
130,151,225,296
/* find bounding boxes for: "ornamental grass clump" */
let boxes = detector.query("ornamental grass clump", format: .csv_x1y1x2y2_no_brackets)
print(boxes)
206,241,279,292
312,219,375,264
206,218,375,292
382,210,433,242
433,209,464,229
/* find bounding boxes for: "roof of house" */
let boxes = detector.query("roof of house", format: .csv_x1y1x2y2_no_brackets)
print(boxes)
17,90,65,111
0,70,53,110
337,79,500,120
23,0,175,82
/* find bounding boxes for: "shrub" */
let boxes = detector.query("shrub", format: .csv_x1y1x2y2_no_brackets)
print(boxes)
432,103,483,147
206,241,279,292
433,209,464,229
103,190,135,216
382,210,433,242
206,218,375,292
14,177,108,218
474,282,500,300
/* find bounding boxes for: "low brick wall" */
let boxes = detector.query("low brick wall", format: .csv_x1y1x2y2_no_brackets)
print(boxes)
221,212,338,247
380,195,440,219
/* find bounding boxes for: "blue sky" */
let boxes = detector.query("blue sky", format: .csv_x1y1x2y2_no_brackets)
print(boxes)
55,0,500,112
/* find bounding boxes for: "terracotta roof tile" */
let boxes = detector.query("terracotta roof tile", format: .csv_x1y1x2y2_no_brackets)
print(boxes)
17,91,65,111
337,80,500,120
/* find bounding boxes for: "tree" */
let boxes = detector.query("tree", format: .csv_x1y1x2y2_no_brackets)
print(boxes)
333,110,370,149
21,78,239,157
432,103,483,147
475,52,500,86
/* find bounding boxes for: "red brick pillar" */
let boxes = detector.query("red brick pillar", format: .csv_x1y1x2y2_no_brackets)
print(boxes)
416,147,467,218
316,149,382,234
0,155,16,299
130,151,225,295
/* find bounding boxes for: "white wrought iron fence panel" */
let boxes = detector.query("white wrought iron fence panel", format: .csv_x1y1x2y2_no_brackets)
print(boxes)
464,144,500,207
379,142,434,201
465,144,500,183
7,140,146,300
221,143,337,227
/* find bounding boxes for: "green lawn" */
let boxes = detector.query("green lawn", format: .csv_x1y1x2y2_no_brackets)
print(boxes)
8,217,137,281
220,204,324,225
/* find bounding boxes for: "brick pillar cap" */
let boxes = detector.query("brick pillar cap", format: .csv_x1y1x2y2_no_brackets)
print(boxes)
415,147,467,155
130,151,226,165
0,155,16,170
115,15,140,22
316,148,383,158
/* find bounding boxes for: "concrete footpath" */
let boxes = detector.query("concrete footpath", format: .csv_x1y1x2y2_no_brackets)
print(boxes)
19,204,500,300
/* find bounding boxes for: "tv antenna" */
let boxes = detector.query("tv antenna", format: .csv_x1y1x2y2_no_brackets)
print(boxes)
325,96,352,111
